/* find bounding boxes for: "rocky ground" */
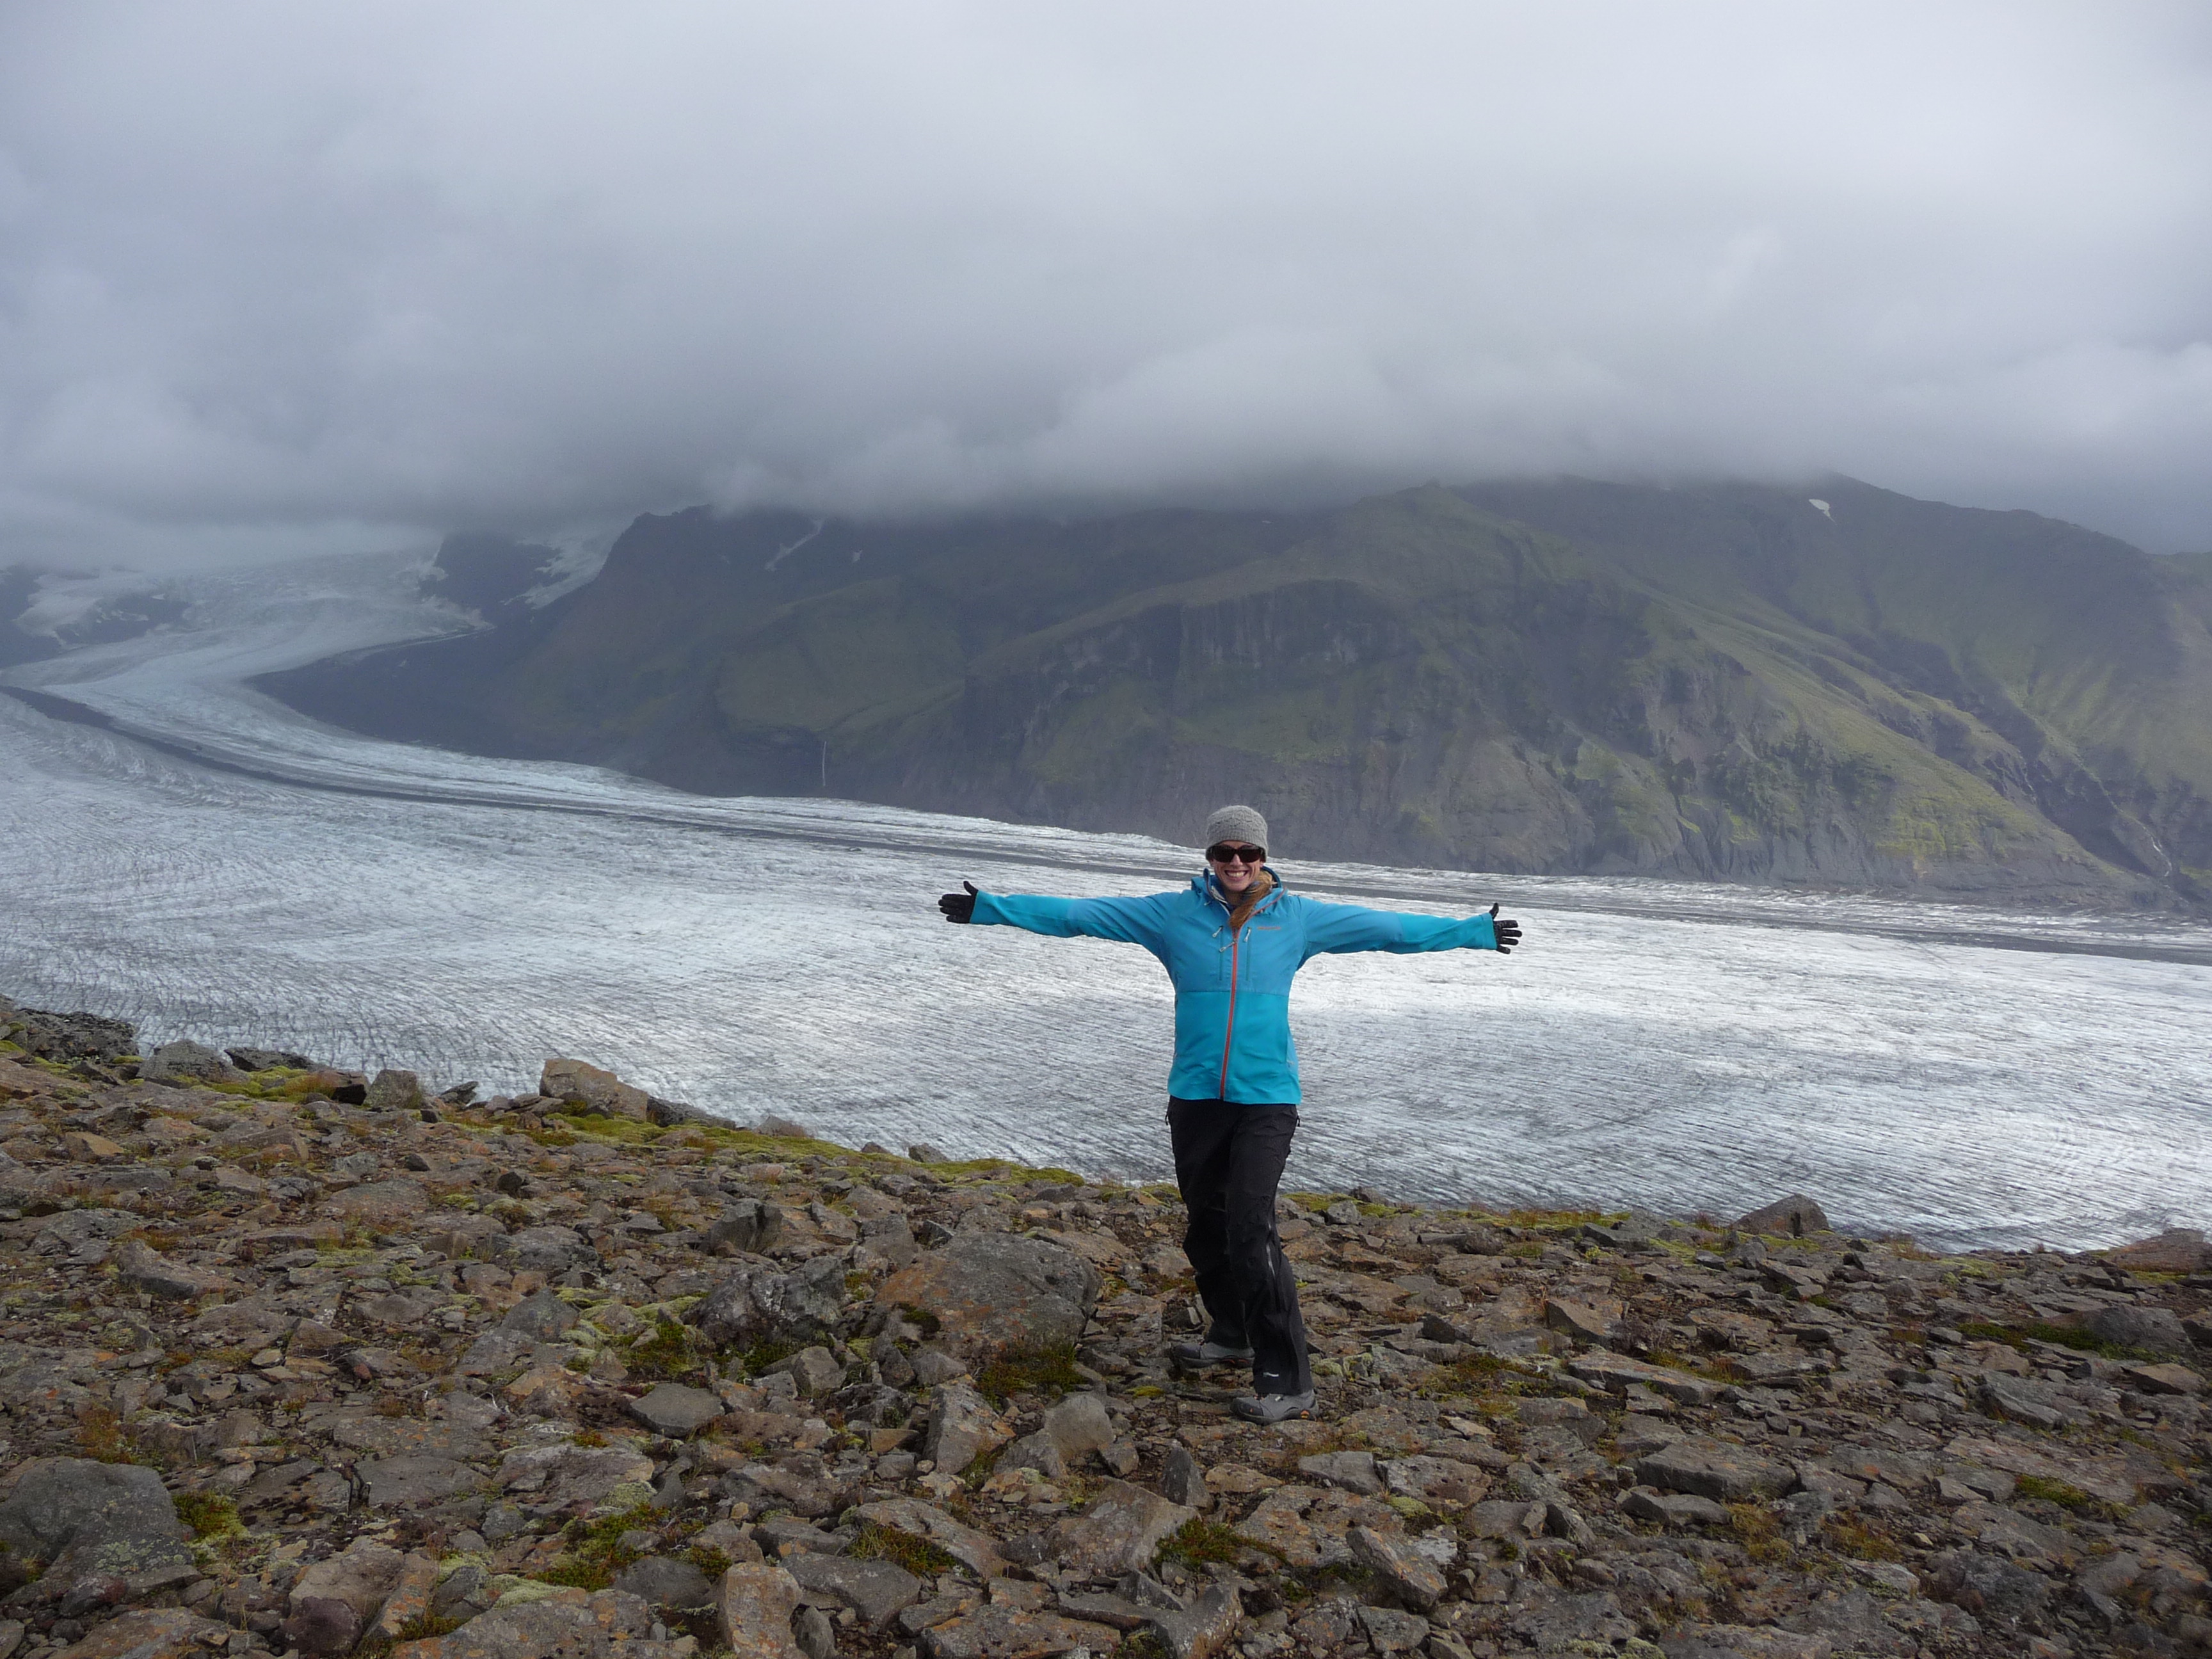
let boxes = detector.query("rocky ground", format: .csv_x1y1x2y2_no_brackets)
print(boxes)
0,996,2207,1659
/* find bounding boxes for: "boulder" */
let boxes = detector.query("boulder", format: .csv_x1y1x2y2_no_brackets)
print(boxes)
708,1199,784,1256
1734,1195,1831,1237
49,1608,231,1658
541,1058,651,1121
227,1046,314,1071
114,1242,225,1302
1297,1450,1381,1494
1348,1525,1446,1610
0,1006,136,1065
716,1562,806,1659
2081,1303,2194,1358
851,1500,1007,1579
140,1040,240,1085
486,1224,592,1276
362,1069,425,1112
614,1554,716,1609
1923,1548,2053,1631
690,1255,849,1349
1148,1585,1243,1659
2103,1228,2212,1274
629,1382,725,1438
907,1143,950,1164
1038,1391,1114,1465
1043,1479,1195,1576
763,1346,844,1399
1162,1445,1210,1509
321,1178,431,1222
783,1552,922,1626
872,1233,1102,1358
284,1537,406,1651
389,1586,662,1659
922,1605,1122,1659
0,1458,196,1603
1634,1437,1795,1502
922,1381,1012,1475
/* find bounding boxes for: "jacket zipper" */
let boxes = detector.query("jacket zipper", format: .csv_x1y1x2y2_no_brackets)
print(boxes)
1216,883,1278,1102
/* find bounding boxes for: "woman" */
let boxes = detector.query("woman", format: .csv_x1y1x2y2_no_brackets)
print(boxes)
936,805,1523,1423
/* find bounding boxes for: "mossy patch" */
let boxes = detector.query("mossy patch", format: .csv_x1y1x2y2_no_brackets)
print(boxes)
849,1521,956,1576
976,1342,1082,1406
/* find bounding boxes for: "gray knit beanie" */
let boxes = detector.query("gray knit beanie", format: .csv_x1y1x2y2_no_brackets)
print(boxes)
1203,804,1270,852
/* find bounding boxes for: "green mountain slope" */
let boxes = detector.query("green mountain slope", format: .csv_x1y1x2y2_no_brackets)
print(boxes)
262,479,2212,906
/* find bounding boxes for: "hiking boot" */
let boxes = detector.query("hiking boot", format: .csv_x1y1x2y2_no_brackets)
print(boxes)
1231,1390,1316,1424
1167,1338,1255,1367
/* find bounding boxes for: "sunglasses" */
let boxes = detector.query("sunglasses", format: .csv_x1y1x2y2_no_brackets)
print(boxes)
1206,844,1267,864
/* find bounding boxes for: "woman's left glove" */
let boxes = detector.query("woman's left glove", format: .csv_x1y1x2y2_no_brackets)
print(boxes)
1489,902,1522,954
938,881,979,924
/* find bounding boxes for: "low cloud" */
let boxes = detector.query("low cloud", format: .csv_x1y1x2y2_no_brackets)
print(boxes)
3,2,2209,569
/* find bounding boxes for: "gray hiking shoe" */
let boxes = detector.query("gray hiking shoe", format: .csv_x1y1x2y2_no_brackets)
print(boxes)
1168,1338,1255,1366
1231,1390,1316,1423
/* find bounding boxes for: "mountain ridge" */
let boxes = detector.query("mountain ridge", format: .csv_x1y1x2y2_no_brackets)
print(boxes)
260,477,2212,909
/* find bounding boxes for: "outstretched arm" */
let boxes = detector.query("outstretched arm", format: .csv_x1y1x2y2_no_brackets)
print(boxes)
1301,897,1523,959
937,883,1171,950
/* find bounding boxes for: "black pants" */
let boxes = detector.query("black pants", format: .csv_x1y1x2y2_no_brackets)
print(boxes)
1168,1097,1312,1395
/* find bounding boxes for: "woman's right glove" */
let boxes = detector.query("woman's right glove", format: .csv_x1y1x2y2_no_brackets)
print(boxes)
938,881,979,924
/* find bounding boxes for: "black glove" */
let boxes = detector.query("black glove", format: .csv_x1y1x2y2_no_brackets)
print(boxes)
938,881,979,924
1489,902,1522,954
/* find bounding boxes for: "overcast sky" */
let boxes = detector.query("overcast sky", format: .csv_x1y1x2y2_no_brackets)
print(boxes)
3,3,2209,572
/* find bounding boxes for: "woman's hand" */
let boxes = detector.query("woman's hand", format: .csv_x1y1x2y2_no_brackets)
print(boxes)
938,881,979,924
1489,902,1522,953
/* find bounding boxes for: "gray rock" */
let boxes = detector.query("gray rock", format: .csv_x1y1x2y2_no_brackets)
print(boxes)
709,1199,785,1256
502,1286,581,1340
0,1005,136,1064
1349,1525,1446,1610
1356,1605,1431,1654
630,1382,726,1438
872,1233,1102,1358
488,1224,592,1276
115,1240,225,1302
1161,1445,1210,1509
362,1068,424,1112
615,1554,716,1608
227,1046,314,1071
140,1039,237,1084
1923,1548,2052,1630
1046,1479,1196,1577
1150,1582,1242,1659
1297,1450,1381,1494
922,1381,1011,1476
851,1500,1007,1580
1735,1194,1831,1237
541,1057,651,1120
397,1586,662,1658
1040,1391,1114,1463
998,1432,1065,1480
1978,1373,2074,1430
906,1143,949,1164
2081,1303,2194,1358
783,1553,922,1626
0,1458,195,1600
1635,1436,1795,1502
923,1606,1121,1659
764,1346,844,1399
691,1255,849,1349
718,1562,807,1659
1623,1487,1730,1527
794,1603,835,1659
359,1455,477,1509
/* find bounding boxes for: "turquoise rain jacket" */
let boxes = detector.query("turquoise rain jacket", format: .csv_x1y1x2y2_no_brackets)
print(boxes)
970,871,1502,1104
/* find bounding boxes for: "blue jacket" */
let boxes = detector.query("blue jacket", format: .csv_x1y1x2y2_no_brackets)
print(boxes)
970,872,1502,1104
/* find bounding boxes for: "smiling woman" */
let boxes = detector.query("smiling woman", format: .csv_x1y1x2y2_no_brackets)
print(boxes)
1,6,2210,567
936,803,1522,1423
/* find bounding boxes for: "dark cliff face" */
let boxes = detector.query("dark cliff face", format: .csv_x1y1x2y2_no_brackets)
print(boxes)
260,481,2212,906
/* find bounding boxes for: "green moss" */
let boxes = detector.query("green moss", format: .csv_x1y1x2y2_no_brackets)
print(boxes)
1956,1319,2160,1362
849,1521,956,1576
1155,1518,1247,1570
173,1491,243,1539
976,1342,1082,1406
